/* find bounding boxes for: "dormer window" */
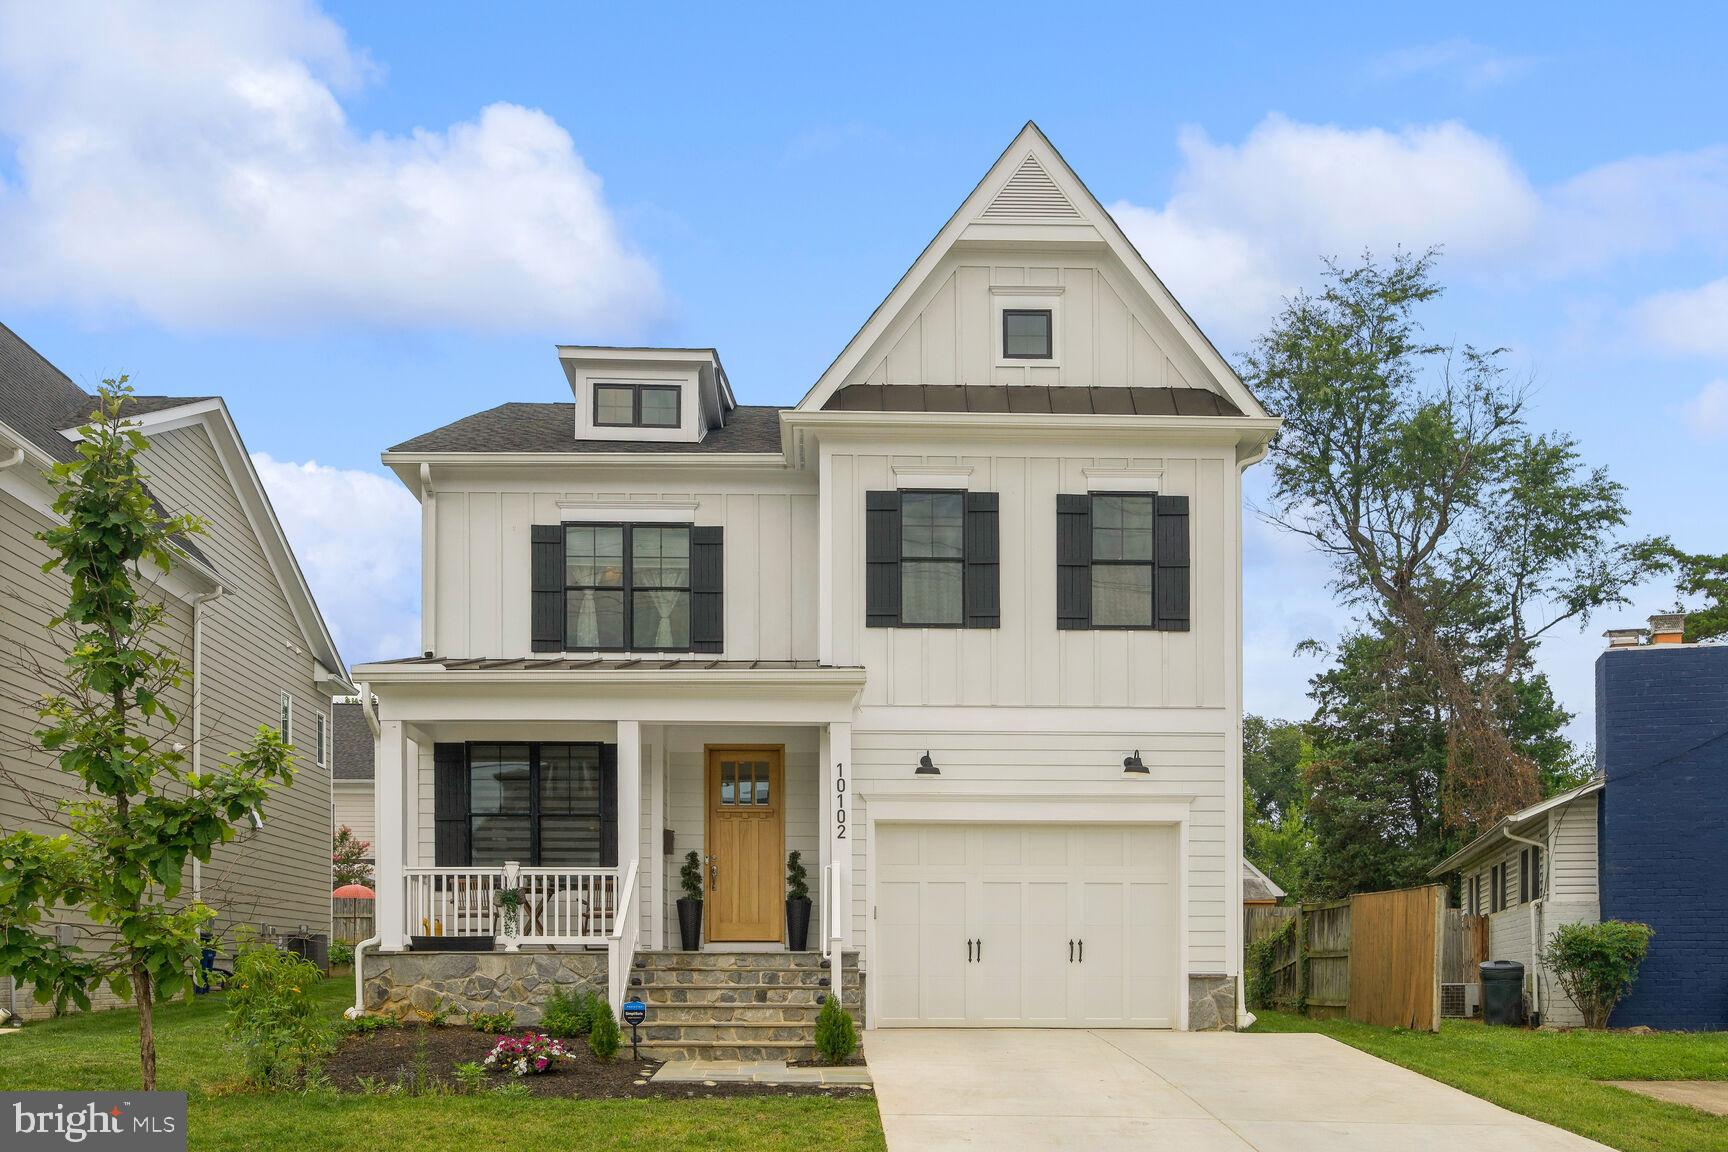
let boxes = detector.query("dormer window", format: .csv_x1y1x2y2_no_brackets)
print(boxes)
594,382,681,429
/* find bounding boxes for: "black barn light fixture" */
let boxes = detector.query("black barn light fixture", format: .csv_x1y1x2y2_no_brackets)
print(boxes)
1123,750,1148,774
916,751,940,776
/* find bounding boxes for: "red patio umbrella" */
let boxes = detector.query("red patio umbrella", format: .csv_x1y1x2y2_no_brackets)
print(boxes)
332,883,374,900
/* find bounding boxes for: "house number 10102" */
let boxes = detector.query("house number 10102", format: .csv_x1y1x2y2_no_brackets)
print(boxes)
834,761,847,839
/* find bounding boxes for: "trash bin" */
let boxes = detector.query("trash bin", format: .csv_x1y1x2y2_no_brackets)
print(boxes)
1480,960,1525,1025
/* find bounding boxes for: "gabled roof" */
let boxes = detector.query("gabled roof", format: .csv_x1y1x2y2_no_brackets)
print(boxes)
795,122,1267,419
0,322,348,688
1243,857,1286,903
1427,777,1605,877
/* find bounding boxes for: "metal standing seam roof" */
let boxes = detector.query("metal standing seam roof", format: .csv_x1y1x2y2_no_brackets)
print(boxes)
358,657,858,672
823,383,1244,417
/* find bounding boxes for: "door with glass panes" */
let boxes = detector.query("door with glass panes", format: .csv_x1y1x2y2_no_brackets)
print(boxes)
704,746,785,942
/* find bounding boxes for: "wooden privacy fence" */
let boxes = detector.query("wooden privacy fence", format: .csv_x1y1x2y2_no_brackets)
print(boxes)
1247,883,1447,1031
333,896,374,944
1441,909,1490,984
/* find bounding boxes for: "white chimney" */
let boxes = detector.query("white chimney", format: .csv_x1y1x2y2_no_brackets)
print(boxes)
1604,628,1647,649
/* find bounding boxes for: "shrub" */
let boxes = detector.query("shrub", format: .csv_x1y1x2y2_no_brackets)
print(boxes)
484,1032,576,1076
225,937,330,1089
680,850,704,903
452,1061,488,1094
471,1011,516,1034
541,986,601,1038
588,1004,622,1062
787,849,809,902
1244,916,1294,1010
814,995,857,1064
1543,920,1654,1028
328,941,355,969
342,1014,388,1036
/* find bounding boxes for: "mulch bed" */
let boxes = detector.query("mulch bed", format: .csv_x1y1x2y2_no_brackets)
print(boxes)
323,1025,872,1099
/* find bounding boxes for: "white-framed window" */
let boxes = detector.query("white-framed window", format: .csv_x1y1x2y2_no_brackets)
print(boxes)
280,691,293,745
315,710,327,768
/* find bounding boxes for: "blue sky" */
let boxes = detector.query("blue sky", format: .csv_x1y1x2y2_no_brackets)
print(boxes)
3,1,1724,744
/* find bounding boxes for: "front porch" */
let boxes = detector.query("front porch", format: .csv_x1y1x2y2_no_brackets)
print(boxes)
353,657,866,1014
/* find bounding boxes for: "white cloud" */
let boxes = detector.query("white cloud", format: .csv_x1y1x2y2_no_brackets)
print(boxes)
1683,380,1728,440
1110,115,1728,349
1110,115,1540,342
1367,39,1536,91
1635,277,1728,358
252,453,420,664
0,1,661,333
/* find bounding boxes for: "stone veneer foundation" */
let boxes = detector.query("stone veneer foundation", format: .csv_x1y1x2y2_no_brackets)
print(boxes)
1187,973,1238,1031
363,950,606,1024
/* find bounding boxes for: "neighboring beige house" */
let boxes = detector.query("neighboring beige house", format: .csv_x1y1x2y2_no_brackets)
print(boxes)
0,321,350,1021
354,123,1278,1054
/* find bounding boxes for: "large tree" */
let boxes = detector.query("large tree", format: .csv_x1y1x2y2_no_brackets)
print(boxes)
1661,546,1728,642
1242,715,1314,899
1243,250,1662,828
0,383,294,1089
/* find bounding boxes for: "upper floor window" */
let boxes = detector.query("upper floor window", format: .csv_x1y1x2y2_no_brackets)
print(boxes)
594,382,680,429
865,490,999,629
279,691,293,745
1090,494,1155,628
1002,309,1053,359
1056,492,1190,632
563,524,690,651
315,710,326,768
900,491,965,626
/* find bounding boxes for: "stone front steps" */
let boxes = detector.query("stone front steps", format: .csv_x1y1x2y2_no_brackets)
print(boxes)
629,950,863,1062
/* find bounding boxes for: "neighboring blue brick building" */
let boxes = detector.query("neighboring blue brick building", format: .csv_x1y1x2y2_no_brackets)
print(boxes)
1596,640,1728,1030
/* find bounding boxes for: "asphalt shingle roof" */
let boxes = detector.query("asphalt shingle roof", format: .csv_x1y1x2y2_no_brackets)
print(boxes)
330,701,374,781
389,403,786,454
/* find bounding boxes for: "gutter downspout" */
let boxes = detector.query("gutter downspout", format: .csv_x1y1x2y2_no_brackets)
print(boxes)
188,585,225,903
1503,826,1547,1024
0,446,24,471
344,680,382,1020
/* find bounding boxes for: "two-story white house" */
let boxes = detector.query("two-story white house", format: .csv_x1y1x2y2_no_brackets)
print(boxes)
353,124,1277,1057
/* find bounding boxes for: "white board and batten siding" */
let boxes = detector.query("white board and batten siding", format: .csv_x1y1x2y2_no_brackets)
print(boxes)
429,473,818,661
848,256,1220,394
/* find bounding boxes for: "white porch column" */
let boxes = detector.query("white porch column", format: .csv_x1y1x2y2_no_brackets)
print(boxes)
616,720,642,926
648,726,666,950
374,719,408,951
825,721,852,947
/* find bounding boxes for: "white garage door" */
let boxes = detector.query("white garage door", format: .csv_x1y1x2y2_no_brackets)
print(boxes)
874,823,1178,1027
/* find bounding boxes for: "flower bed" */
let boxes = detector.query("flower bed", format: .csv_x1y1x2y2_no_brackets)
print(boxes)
484,1032,575,1076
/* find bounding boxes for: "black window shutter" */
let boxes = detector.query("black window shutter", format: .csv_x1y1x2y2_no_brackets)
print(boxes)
1519,849,1530,903
1154,495,1191,632
964,491,999,629
433,743,470,866
531,525,564,653
865,491,902,627
1056,494,1091,630
598,743,618,867
691,526,725,653
1533,847,1542,898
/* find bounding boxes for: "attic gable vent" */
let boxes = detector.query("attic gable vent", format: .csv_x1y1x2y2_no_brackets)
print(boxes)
978,154,1082,221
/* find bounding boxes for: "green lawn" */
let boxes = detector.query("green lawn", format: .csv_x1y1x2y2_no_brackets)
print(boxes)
0,978,885,1152
1251,1010,1728,1152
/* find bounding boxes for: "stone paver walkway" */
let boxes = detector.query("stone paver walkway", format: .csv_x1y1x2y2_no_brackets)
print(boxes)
651,1058,873,1087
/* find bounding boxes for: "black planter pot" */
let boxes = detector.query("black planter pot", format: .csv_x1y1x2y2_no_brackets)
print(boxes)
786,898,812,951
676,898,704,951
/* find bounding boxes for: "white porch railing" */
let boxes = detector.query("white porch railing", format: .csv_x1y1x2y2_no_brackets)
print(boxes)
606,861,640,1011
404,865,619,947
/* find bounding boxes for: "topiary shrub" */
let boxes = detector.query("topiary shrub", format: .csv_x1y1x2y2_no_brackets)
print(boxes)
814,994,857,1064
587,1002,621,1062
1542,920,1654,1028
786,849,809,902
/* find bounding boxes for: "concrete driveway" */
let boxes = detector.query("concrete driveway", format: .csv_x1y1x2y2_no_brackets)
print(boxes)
866,1029,1612,1151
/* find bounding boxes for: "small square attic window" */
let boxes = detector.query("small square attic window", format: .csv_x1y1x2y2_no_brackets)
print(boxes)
594,382,681,429
1003,309,1053,359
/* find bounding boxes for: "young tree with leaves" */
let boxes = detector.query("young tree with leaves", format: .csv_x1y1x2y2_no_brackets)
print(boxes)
1243,250,1662,829
0,382,294,1090
1661,547,1728,642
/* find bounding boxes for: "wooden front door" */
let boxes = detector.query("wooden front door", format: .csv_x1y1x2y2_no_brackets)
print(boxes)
704,746,784,943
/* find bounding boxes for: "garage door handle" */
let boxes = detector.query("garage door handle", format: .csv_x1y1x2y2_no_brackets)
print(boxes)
966,939,973,963
1078,939,1083,963
976,939,981,962
1068,939,1073,962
